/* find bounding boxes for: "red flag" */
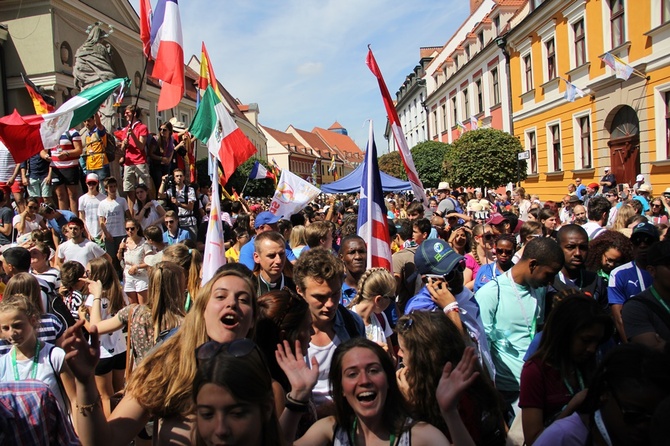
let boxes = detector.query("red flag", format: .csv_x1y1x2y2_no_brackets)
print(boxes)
150,0,184,111
366,47,428,207
139,0,152,59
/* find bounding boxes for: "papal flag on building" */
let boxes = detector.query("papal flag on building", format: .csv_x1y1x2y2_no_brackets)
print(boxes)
0,77,127,164
562,78,586,102
190,86,257,185
357,121,392,271
600,52,634,81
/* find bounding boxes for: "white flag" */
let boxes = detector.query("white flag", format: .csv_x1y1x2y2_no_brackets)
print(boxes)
201,154,226,285
268,170,321,219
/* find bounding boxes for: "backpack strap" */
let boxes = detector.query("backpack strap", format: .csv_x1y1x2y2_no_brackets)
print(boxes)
374,312,386,331
589,227,605,239
625,296,670,335
337,305,362,339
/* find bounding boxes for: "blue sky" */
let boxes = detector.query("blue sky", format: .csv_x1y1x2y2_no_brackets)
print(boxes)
129,0,470,153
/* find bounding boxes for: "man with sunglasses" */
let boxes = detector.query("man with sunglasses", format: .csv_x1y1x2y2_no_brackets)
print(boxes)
404,239,494,379
475,237,564,421
609,222,659,343
56,217,110,268
162,210,190,245
78,173,106,247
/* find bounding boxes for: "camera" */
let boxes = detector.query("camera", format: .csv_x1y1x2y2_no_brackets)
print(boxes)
165,174,176,188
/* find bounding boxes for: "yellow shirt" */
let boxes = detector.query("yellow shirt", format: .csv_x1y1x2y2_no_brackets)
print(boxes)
225,246,240,263
85,128,109,170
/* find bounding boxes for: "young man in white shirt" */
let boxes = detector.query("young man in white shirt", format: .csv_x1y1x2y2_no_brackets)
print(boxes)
97,177,130,277
78,173,106,245
57,217,111,268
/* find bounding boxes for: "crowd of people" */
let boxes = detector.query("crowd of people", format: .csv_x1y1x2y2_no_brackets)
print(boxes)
2,105,670,445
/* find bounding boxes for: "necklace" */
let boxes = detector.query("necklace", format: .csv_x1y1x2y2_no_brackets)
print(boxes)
563,368,585,396
11,339,41,381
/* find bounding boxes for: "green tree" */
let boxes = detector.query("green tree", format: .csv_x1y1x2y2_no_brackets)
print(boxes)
448,128,526,189
410,141,451,188
378,151,406,180
195,157,275,198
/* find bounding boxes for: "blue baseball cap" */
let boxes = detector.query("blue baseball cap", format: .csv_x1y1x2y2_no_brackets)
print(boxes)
254,211,280,229
414,239,464,276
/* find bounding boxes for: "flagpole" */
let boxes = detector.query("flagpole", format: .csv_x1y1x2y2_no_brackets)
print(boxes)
240,177,250,196
132,57,149,115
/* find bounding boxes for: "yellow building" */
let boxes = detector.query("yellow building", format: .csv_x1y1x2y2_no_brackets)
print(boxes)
503,0,670,201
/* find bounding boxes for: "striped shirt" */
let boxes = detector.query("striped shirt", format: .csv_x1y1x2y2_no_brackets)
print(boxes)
0,380,79,446
0,314,64,356
50,130,81,169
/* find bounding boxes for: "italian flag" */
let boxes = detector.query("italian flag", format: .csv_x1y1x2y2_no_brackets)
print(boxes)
0,77,127,164
189,86,257,185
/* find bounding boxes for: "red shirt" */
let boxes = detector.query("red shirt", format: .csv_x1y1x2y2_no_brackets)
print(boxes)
519,357,573,424
121,122,149,166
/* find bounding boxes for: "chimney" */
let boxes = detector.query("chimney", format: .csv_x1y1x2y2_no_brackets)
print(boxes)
470,0,484,14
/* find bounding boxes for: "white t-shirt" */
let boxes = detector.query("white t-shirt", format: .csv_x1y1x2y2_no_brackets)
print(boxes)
12,213,43,236
79,192,106,238
0,142,18,183
308,335,340,407
351,305,393,345
0,342,68,413
58,239,106,267
85,294,127,359
98,197,128,238
133,200,163,230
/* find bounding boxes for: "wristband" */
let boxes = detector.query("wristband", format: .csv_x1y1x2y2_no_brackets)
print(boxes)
285,393,309,412
443,302,459,314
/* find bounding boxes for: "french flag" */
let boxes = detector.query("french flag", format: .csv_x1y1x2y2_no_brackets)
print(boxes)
357,121,392,271
249,161,275,180
150,0,184,111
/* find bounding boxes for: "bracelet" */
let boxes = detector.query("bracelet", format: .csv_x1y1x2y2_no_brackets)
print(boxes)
76,395,101,415
443,302,459,314
92,298,102,302
285,393,310,412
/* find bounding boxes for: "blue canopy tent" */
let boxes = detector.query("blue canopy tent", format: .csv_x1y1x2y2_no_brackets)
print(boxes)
320,163,411,193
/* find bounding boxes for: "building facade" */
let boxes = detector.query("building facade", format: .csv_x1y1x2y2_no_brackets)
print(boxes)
506,0,670,200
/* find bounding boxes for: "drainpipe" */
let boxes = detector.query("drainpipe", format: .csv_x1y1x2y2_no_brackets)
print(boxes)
496,36,514,135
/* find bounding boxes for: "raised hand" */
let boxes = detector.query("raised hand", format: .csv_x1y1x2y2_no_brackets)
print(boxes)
437,346,480,415
275,340,318,402
62,320,100,383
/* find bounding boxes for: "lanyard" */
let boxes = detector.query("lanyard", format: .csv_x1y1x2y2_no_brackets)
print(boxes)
11,339,41,381
650,286,670,315
593,410,613,446
350,418,396,445
505,270,538,339
563,369,585,396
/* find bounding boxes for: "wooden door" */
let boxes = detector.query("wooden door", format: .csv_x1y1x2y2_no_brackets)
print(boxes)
608,136,639,186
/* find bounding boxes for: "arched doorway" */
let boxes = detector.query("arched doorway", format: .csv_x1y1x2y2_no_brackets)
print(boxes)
607,106,640,186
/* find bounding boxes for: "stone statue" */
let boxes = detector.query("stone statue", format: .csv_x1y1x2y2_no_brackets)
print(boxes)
73,23,117,130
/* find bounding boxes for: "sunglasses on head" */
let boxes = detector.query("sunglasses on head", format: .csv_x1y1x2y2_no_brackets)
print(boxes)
195,338,260,365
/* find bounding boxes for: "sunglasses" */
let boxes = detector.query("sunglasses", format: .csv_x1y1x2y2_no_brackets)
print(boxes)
27,205,38,210
87,182,98,186
165,220,176,224
496,249,514,256
195,338,259,365
125,227,137,232
425,260,466,283
483,233,496,242
610,389,653,425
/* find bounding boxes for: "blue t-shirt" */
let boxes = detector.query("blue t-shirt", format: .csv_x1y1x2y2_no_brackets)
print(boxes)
163,228,191,245
632,195,650,213
474,263,504,293
607,260,653,306
47,210,77,242
239,236,297,271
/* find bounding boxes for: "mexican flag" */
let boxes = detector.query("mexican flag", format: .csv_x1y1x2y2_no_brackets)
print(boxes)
190,86,257,185
0,77,128,164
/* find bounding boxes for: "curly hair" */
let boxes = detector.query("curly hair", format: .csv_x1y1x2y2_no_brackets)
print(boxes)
585,230,634,273
395,310,503,438
293,247,345,292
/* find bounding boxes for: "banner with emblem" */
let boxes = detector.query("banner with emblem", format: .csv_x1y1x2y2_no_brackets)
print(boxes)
268,169,320,219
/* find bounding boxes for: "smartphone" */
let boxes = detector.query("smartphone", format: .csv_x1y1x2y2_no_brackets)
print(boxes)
617,184,624,193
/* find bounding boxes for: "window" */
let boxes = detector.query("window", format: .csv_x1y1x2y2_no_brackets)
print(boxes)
573,20,586,67
442,104,448,132
579,116,592,168
549,124,562,171
493,15,500,36
463,89,469,118
610,0,625,48
527,131,538,174
452,97,458,125
478,31,485,48
664,0,670,24
665,92,670,159
546,39,556,80
491,68,500,104
432,111,438,138
465,45,470,61
524,54,534,92
475,79,483,114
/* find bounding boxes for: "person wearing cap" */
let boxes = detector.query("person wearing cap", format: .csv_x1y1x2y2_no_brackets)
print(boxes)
582,182,600,209
581,196,610,240
168,117,193,181
599,167,616,194
239,211,297,271
633,173,645,194
436,182,462,216
82,112,111,183
56,217,110,269
475,237,564,418
608,222,659,343
487,213,511,236
634,184,652,214
78,172,106,246
622,239,670,350
404,239,495,379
